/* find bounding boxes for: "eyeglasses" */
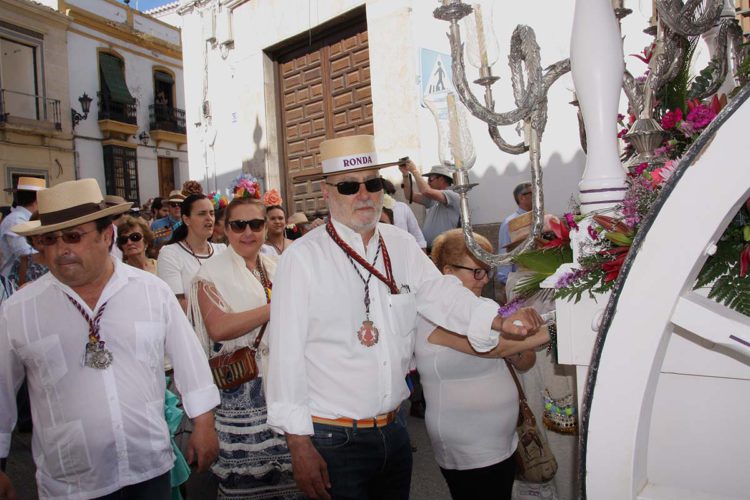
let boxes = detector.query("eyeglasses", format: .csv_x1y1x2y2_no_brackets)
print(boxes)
228,219,266,233
325,177,385,196
117,232,144,247
449,263,493,280
168,202,182,208
37,230,95,246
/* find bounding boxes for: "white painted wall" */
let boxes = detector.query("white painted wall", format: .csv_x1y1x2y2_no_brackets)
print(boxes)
177,0,662,223
66,2,188,203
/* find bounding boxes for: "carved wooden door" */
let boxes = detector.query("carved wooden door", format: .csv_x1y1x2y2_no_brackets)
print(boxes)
277,18,373,217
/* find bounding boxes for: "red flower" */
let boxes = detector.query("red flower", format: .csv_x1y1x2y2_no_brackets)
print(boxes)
660,108,683,130
599,246,629,282
541,217,571,249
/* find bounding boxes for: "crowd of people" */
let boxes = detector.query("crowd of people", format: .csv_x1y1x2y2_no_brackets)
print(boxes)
0,133,578,500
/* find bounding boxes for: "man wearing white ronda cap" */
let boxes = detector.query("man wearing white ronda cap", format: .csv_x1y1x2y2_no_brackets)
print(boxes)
0,176,46,279
266,134,544,499
0,179,220,499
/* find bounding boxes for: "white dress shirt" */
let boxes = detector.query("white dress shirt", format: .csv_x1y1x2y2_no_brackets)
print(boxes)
0,206,35,277
0,259,219,499
392,201,427,249
266,219,499,436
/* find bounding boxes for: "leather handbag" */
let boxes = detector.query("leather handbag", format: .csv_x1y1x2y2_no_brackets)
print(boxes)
506,360,559,483
209,323,267,390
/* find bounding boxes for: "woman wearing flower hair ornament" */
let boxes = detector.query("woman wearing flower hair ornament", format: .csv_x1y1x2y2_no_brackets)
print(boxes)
261,189,294,256
188,189,302,499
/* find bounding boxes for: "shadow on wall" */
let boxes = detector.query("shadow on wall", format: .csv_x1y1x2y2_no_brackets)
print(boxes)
386,149,586,249
203,116,269,195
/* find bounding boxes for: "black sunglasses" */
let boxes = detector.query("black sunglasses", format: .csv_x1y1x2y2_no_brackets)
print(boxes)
449,263,493,281
117,232,144,247
325,177,385,196
228,219,266,233
37,230,95,246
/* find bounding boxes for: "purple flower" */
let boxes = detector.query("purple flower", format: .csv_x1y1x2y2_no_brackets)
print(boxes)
678,120,696,138
564,213,579,231
587,224,599,241
555,269,584,289
498,297,524,318
686,105,716,129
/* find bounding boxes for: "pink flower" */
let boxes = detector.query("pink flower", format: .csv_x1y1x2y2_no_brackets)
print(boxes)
617,128,629,139
587,224,599,241
660,108,683,130
564,212,579,231
686,104,716,129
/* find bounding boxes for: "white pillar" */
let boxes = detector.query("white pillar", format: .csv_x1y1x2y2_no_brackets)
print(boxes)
570,0,627,214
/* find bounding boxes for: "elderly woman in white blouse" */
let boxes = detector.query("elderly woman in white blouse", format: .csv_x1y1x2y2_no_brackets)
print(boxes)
415,229,549,500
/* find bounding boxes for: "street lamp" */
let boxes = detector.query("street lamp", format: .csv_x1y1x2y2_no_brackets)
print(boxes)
138,130,150,146
71,92,93,129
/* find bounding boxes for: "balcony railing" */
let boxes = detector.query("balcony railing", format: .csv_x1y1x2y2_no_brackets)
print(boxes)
149,104,186,134
0,88,61,130
98,91,137,124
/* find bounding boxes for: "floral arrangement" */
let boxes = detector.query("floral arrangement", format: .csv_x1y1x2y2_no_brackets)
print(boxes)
229,173,262,199
208,191,229,211
262,189,283,207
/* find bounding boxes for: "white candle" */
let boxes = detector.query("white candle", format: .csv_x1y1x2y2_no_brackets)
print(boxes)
473,4,489,68
447,93,463,168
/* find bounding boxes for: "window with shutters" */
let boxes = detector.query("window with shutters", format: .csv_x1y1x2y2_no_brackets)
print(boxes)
98,51,136,124
103,145,139,204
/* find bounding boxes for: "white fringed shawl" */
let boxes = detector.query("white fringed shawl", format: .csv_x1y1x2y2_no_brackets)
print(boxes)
188,245,277,364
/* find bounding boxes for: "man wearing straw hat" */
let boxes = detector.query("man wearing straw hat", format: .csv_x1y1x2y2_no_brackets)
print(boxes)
151,189,185,248
0,179,220,499
266,134,543,499
0,176,46,280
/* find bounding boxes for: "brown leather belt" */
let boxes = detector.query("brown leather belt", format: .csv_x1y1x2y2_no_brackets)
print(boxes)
311,409,398,429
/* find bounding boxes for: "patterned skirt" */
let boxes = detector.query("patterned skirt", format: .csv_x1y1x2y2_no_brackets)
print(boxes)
213,377,302,500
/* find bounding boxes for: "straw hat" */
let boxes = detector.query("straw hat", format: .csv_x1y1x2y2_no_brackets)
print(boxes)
296,135,402,182
503,211,558,250
104,194,127,206
4,176,46,193
11,179,132,236
287,212,309,225
167,189,186,203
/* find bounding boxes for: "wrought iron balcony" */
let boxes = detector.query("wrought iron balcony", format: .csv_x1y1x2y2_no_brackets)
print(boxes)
149,104,186,134
97,91,137,124
0,88,62,130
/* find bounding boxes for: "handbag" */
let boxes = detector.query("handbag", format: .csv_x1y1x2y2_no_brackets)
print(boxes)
506,360,558,483
208,257,271,390
209,323,267,390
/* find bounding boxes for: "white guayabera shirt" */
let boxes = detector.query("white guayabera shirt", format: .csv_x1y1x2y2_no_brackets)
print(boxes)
266,219,499,436
0,259,219,500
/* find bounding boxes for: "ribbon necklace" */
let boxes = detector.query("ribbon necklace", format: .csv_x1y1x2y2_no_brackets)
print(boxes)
65,294,113,369
179,240,214,266
326,220,398,347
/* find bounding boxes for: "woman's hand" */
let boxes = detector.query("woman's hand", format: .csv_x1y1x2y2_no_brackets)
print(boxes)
493,306,544,337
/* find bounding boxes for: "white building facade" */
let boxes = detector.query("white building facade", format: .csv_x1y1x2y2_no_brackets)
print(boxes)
31,0,190,205
176,0,659,225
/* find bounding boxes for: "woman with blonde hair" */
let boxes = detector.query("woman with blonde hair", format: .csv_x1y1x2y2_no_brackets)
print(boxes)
189,196,301,499
415,228,550,500
116,216,157,274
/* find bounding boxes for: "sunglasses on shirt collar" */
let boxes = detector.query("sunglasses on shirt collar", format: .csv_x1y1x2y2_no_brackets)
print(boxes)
227,219,266,233
325,177,385,196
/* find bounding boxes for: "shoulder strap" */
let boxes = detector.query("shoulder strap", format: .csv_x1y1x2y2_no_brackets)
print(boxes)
504,359,527,401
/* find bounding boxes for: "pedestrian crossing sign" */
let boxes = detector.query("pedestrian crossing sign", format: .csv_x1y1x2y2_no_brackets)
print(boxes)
420,48,453,106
